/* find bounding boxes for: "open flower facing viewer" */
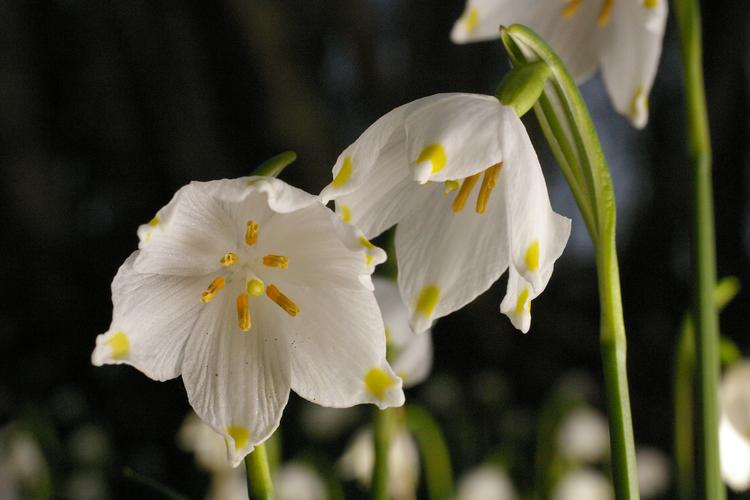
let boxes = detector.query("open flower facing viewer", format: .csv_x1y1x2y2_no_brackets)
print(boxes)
451,0,667,128
92,176,405,466
321,93,571,334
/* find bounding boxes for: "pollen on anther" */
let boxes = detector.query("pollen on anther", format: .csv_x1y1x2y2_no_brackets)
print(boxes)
220,252,238,266
247,278,265,297
452,173,481,213
562,0,582,17
245,221,259,246
266,284,300,316
476,163,502,214
263,255,289,269
236,293,251,332
200,277,225,303
597,0,614,26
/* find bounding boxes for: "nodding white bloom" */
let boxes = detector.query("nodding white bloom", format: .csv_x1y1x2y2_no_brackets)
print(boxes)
321,93,571,334
338,427,420,500
720,361,750,491
275,462,328,500
451,0,667,128
93,177,404,466
374,277,433,387
456,464,518,500
556,406,610,464
551,468,613,500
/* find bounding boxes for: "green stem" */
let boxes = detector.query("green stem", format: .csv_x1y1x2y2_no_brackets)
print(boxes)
122,467,191,500
672,0,723,498
405,405,454,500
372,407,396,500
674,317,696,500
245,444,275,500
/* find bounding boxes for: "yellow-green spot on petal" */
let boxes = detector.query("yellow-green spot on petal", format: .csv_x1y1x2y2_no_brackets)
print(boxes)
226,426,250,451
525,240,540,272
365,254,373,266
247,278,265,297
464,7,479,33
332,156,353,188
107,331,129,359
339,204,351,223
148,216,160,227
416,144,446,174
629,85,647,120
364,367,396,400
358,236,375,250
515,288,531,315
643,0,657,8
443,180,460,196
415,285,440,318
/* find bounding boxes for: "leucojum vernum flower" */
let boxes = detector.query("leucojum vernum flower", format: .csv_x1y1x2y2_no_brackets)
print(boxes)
321,93,571,334
92,176,405,465
450,0,667,128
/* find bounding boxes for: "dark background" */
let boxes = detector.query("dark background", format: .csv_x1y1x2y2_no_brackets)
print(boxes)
1,0,748,498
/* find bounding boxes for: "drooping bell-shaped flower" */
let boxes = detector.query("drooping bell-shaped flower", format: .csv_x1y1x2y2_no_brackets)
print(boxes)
321,93,571,334
450,0,667,128
374,277,433,387
93,177,404,466
719,361,750,492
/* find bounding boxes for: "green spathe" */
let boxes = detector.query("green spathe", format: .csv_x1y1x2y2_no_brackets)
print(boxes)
495,61,551,117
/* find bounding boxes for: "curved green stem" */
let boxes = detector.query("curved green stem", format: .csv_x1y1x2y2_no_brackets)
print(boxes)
245,444,275,500
405,405,454,500
672,0,723,498
372,407,396,500
500,25,638,500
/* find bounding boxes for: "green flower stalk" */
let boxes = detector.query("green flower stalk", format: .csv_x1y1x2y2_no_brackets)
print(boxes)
500,24,638,500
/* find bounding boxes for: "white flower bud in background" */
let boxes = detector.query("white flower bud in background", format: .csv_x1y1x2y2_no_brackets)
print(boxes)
456,464,518,500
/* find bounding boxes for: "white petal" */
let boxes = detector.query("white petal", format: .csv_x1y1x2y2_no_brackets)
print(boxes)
181,286,291,467
405,94,510,183
374,277,433,389
456,464,518,500
601,0,667,128
255,201,383,291
499,111,571,294
551,469,613,500
720,414,750,492
91,252,203,381
320,96,444,203
134,183,236,276
282,284,405,410
332,141,434,239
499,265,542,334
720,361,750,447
396,182,510,333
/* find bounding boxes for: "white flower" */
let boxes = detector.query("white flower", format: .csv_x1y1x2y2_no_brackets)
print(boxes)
556,406,610,464
720,361,750,491
321,93,571,334
456,464,518,500
92,176,404,466
276,462,328,500
338,427,420,500
451,0,667,128
636,446,670,499
374,277,433,387
551,468,613,500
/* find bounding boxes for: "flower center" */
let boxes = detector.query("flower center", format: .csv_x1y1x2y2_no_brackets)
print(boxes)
198,219,299,333
449,163,503,214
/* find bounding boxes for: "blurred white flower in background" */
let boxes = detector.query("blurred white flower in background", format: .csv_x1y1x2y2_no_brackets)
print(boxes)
551,468,613,500
556,406,610,464
456,463,518,500
338,427,420,500
636,446,670,499
451,0,668,128
275,462,327,500
719,361,750,491
0,425,50,500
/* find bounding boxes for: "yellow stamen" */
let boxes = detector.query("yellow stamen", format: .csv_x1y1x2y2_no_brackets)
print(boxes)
262,255,289,269
266,284,300,316
247,278,265,297
245,220,259,246
220,252,238,266
451,173,481,213
475,163,503,214
200,277,225,303
332,156,353,188
236,293,251,332
562,0,583,17
525,240,540,272
597,0,614,26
